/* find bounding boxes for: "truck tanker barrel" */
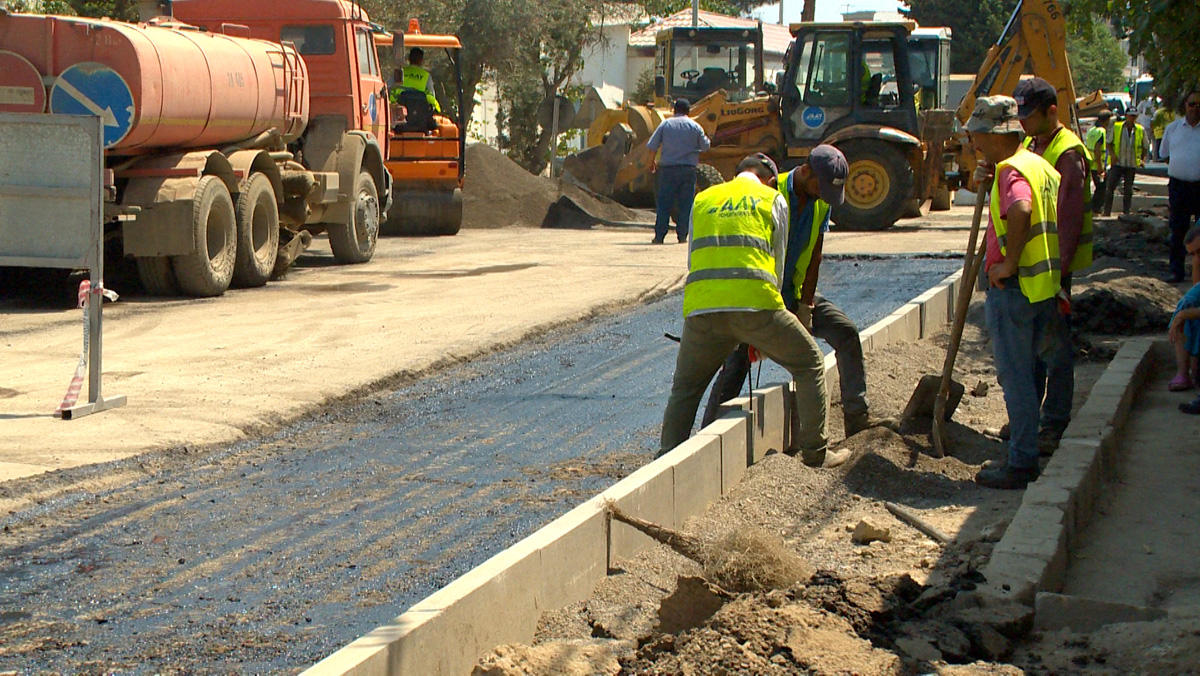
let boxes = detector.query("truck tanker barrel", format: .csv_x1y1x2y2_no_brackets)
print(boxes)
0,11,309,152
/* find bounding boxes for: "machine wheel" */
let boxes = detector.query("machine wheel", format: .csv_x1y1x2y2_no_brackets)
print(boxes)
382,188,462,236
831,139,913,231
172,175,236,297
135,256,179,296
695,163,724,192
327,171,379,263
232,173,280,288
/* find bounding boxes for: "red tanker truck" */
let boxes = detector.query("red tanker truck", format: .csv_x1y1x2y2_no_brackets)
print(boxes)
0,0,392,296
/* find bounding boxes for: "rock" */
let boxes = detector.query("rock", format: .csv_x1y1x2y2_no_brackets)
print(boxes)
959,622,1011,661
895,636,942,663
951,598,1034,639
971,380,989,397
656,576,726,634
473,638,635,676
852,517,892,545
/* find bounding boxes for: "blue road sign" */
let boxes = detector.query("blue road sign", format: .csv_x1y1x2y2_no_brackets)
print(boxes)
49,63,134,148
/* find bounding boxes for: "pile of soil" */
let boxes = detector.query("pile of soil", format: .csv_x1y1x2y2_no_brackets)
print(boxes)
462,144,643,229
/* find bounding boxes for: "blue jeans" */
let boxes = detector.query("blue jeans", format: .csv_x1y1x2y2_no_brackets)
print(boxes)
654,165,696,241
1034,275,1072,435
986,284,1056,469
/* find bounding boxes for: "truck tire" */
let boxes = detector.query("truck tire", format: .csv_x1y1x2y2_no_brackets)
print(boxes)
382,188,462,236
136,256,179,296
327,171,379,263
831,139,913,231
172,175,236,297
232,173,280,288
695,163,724,192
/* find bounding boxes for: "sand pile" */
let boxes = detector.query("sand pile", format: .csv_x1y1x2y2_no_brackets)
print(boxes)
462,144,643,229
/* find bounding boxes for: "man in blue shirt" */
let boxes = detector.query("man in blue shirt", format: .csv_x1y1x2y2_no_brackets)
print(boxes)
646,98,711,243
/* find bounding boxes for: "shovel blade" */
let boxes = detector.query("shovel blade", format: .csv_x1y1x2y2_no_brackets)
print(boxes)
902,374,966,422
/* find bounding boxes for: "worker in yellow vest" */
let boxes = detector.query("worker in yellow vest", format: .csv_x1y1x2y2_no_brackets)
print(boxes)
967,96,1062,490
394,47,441,113
701,146,894,441
1103,108,1150,215
1084,110,1111,213
1014,77,1092,455
659,153,835,467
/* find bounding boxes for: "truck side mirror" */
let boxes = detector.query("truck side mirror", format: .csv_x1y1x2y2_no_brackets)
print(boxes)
655,76,666,98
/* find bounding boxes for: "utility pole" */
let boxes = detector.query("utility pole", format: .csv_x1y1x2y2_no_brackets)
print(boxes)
692,0,698,27
802,0,816,22
779,0,784,24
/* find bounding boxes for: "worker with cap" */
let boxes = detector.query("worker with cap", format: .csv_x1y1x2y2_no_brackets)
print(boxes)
1103,107,1150,215
646,98,711,244
702,145,891,443
395,47,441,113
1014,77,1092,455
968,95,1062,489
659,152,837,467
1085,110,1112,213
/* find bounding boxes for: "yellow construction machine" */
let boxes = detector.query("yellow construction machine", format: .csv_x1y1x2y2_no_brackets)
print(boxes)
565,21,957,230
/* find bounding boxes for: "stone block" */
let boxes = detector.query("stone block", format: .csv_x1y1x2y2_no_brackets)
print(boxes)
753,383,787,461
919,285,952,336
670,434,722,527
535,496,609,612
697,412,749,494
602,459,676,567
1034,592,1167,632
980,551,1046,605
886,304,922,343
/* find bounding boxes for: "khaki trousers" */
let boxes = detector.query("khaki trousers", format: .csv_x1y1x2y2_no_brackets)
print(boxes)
660,309,828,456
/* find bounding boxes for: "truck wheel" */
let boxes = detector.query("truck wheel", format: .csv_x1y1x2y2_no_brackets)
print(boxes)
695,163,724,192
328,171,379,263
382,188,462,236
172,175,236,297
136,257,179,296
831,140,913,231
232,173,280,288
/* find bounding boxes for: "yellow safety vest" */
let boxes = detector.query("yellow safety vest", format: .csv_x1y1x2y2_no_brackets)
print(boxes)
778,169,830,305
683,177,786,317
1111,120,1145,167
1024,128,1093,273
990,148,1062,304
400,64,440,112
1083,125,1106,171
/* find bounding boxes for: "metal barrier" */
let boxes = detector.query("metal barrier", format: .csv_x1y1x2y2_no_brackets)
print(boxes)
0,113,126,419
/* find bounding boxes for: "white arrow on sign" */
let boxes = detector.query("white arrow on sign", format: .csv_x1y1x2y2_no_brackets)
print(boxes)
55,77,120,128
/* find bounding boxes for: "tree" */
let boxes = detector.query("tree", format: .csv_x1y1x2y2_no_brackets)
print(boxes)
1069,0,1200,104
633,0,769,17
1066,18,1124,94
902,0,1018,74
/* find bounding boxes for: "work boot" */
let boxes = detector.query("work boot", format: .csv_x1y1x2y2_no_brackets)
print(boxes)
844,411,900,437
975,463,1039,490
800,447,851,469
1037,427,1063,456
997,422,1010,440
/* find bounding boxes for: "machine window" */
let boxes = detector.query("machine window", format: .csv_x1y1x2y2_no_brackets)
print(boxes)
356,29,377,75
863,39,900,109
281,25,336,56
671,40,758,102
801,33,850,107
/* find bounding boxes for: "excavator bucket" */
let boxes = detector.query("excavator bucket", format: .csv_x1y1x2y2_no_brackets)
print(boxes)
561,124,634,196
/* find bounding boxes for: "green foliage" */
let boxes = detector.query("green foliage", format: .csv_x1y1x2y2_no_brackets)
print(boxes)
635,0,766,16
1066,18,1124,94
6,0,131,17
902,0,1018,74
630,68,657,104
1069,0,1200,104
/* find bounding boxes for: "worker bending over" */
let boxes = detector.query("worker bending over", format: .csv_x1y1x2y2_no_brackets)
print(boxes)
969,96,1062,490
659,153,834,467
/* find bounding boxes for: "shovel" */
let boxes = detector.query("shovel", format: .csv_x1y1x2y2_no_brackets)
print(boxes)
902,185,989,457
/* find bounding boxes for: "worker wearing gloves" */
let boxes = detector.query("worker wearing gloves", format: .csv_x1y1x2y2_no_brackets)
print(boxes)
395,47,440,113
659,153,835,467
1014,77,1092,454
702,145,889,442
968,96,1062,490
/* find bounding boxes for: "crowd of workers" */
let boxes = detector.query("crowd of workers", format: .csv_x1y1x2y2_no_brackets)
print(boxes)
648,77,1200,492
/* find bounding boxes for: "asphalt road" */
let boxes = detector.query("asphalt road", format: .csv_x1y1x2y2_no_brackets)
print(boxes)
0,257,958,673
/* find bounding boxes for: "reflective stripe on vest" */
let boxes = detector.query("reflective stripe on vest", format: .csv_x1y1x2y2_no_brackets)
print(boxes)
1112,120,1145,167
683,177,785,317
1024,129,1094,272
990,148,1062,304
778,170,828,305
401,65,440,111
1084,125,1107,171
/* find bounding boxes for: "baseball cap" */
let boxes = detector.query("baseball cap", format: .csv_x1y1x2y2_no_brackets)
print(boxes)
673,98,691,114
1013,77,1057,119
808,144,848,206
965,96,1024,134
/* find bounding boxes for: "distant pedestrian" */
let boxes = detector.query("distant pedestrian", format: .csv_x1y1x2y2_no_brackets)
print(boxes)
646,98,711,244
1152,104,1175,161
1085,111,1111,213
1103,108,1151,216
1015,77,1091,454
1160,89,1200,284
659,153,834,467
967,96,1062,490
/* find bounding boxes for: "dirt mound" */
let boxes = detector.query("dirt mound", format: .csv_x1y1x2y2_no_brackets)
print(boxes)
462,144,642,229
1073,273,1177,334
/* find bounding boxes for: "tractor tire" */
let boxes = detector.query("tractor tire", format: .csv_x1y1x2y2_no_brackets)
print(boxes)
135,256,179,296
831,139,914,231
695,163,724,192
171,175,236,297
232,173,280,288
382,188,462,236
327,170,379,264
